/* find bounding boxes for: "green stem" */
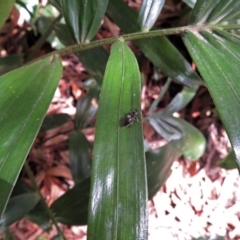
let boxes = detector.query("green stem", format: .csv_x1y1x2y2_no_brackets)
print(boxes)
37,26,186,60
32,24,240,63
24,161,66,240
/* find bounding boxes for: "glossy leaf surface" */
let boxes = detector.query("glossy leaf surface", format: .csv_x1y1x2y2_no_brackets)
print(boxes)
0,56,62,216
138,0,165,31
49,140,182,225
61,0,108,43
87,40,147,240
107,0,203,88
182,0,240,167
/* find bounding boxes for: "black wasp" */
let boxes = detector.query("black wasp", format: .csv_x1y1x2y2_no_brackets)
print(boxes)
122,109,141,127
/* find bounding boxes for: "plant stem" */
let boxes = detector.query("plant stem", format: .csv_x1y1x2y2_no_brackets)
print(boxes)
24,161,67,240
32,23,240,63
36,25,187,61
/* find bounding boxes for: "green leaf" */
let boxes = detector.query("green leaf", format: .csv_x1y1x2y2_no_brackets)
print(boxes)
54,23,74,46
11,180,51,231
69,130,91,184
182,0,240,167
146,140,182,199
0,56,62,216
11,179,35,197
51,140,183,226
217,150,237,170
0,54,23,76
107,0,203,88
40,114,70,132
87,39,147,240
189,0,240,25
2,179,52,231
27,201,52,231
61,0,109,43
0,0,15,29
0,193,40,232
50,177,90,225
76,48,108,85
75,87,97,129
138,0,165,31
149,116,206,160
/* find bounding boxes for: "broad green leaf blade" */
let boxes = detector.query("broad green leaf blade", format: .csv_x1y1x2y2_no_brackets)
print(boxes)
189,0,240,25
75,47,108,85
51,177,90,225
69,130,91,184
50,140,182,225
11,180,52,231
11,179,35,197
87,40,147,240
182,0,240,167
146,140,182,199
107,0,203,88
138,0,165,32
149,116,206,160
0,56,62,216
0,54,22,76
50,141,183,226
218,150,237,170
0,193,40,232
61,0,108,43
40,113,70,132
0,0,15,29
10,179,51,230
